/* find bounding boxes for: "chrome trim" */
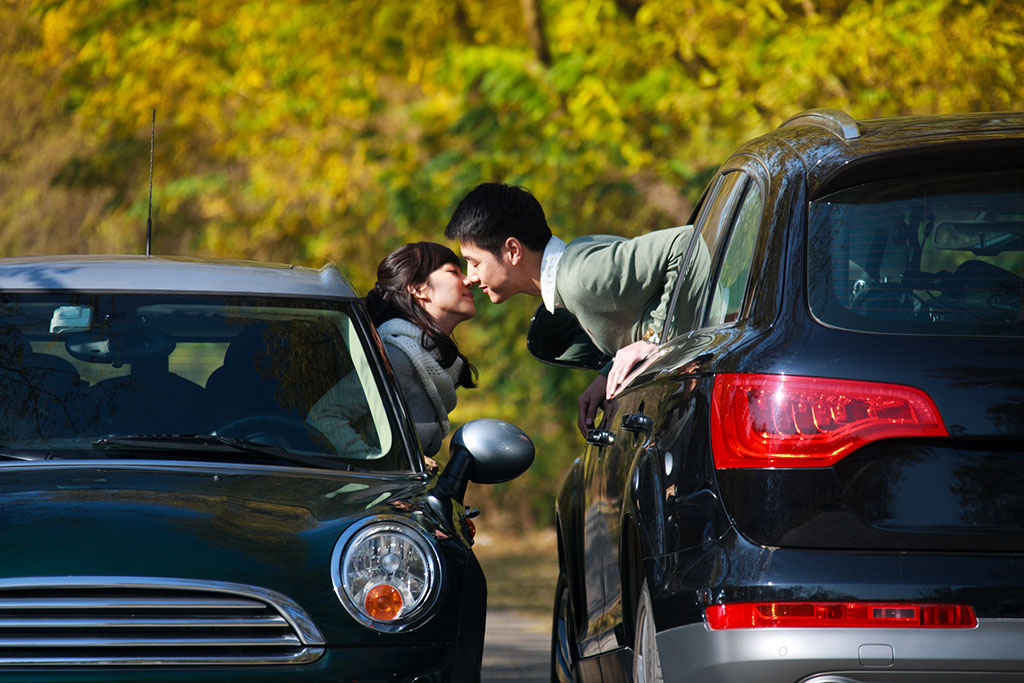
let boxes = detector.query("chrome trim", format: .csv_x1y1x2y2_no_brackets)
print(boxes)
0,597,265,610
0,649,323,667
0,616,288,628
621,413,653,435
585,429,615,447
330,515,442,634
0,577,325,667
0,636,302,647
780,108,861,140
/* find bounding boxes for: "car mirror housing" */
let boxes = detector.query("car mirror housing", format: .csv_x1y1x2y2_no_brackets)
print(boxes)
64,326,176,364
434,419,535,503
527,305,610,371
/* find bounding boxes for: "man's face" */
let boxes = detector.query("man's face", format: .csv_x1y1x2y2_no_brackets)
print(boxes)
460,241,516,303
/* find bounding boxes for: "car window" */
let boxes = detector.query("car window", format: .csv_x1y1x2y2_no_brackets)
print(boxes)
706,182,763,326
807,168,1024,336
664,171,749,340
0,294,404,469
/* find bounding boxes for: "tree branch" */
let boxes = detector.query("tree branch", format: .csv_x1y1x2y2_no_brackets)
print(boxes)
520,0,551,66
613,0,643,20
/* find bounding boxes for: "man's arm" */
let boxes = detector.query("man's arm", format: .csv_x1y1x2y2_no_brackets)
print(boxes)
564,227,693,313
605,340,658,399
642,225,698,342
578,373,607,436
565,225,702,424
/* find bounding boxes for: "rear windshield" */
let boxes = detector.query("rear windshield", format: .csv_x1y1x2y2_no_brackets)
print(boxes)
807,169,1024,336
0,294,405,470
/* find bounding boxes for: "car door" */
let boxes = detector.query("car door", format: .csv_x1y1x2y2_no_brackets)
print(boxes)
578,431,619,659
588,169,767,655
574,169,761,655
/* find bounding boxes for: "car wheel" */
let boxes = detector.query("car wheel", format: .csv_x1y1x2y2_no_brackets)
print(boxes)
551,571,578,683
632,580,664,683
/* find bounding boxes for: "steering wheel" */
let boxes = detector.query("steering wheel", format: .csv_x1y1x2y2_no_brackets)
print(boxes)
850,281,927,320
212,414,334,453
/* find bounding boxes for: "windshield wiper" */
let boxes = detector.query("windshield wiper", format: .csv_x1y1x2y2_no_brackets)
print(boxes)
0,451,45,462
91,434,351,470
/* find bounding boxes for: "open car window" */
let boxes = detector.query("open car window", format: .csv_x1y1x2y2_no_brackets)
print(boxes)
0,294,405,470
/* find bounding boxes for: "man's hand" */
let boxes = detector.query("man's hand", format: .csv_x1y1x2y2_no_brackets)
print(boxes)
577,374,607,437
606,341,658,399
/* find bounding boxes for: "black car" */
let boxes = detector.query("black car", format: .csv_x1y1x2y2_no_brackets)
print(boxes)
537,110,1024,682
0,255,533,682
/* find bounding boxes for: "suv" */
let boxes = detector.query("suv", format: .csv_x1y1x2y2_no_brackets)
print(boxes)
540,110,1024,682
0,255,532,682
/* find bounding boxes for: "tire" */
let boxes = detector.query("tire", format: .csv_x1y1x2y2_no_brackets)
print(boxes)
550,571,578,683
632,580,664,683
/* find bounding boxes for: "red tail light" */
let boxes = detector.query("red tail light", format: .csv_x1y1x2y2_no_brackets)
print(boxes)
710,373,947,468
706,602,977,629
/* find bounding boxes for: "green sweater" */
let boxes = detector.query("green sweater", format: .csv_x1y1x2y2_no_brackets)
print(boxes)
552,225,706,357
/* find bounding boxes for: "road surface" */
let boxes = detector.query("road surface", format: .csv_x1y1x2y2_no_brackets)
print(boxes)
481,609,550,682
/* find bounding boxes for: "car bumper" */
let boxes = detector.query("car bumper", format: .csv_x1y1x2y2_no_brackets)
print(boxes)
0,646,461,683
656,618,1024,682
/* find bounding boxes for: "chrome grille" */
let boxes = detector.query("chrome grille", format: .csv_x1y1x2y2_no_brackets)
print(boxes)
0,577,325,666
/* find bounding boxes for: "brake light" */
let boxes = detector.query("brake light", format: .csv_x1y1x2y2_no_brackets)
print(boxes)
706,602,977,629
711,373,947,468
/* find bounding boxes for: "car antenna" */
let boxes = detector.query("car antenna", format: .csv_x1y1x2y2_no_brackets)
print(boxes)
145,108,155,256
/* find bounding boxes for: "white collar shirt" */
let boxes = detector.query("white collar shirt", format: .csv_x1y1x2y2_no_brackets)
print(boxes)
540,235,567,313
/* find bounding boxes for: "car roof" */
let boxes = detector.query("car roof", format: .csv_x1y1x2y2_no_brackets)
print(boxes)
0,255,359,299
737,110,1024,196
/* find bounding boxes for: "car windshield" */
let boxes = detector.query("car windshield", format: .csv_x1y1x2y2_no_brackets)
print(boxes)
0,293,404,470
807,168,1024,336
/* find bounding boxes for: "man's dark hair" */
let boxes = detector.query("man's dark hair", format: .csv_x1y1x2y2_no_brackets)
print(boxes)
444,183,551,254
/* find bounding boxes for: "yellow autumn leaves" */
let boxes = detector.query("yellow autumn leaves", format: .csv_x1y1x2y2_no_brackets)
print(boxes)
4,0,1023,523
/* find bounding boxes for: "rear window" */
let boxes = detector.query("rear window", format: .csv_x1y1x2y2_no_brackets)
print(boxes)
807,168,1024,336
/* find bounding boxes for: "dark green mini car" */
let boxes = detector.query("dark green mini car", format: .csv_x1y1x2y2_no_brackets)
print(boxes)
0,255,533,682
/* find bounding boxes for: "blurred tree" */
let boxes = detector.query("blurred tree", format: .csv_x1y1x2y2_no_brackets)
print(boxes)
5,0,1024,525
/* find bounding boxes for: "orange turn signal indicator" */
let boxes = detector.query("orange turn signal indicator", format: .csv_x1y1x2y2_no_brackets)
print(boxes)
364,584,403,621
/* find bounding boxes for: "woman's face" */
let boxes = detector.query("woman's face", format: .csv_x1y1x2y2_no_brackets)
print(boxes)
414,262,476,333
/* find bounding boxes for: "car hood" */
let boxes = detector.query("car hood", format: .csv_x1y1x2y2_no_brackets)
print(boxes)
0,459,444,645
0,459,430,577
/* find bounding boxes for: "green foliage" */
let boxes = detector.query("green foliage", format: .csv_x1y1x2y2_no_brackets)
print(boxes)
4,0,1024,526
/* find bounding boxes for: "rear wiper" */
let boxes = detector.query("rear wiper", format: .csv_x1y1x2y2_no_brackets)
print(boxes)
91,434,351,470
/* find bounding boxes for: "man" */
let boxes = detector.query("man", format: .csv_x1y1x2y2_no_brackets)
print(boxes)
445,182,709,434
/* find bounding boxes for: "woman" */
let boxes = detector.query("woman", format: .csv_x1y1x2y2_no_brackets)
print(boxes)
366,242,477,457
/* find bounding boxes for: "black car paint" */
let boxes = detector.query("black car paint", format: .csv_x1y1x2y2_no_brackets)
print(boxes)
550,112,1024,680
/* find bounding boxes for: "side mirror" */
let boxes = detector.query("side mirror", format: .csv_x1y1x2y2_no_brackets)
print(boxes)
527,305,610,371
434,419,535,503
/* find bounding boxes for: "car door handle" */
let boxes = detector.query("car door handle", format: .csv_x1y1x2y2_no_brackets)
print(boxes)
621,413,653,435
585,429,615,448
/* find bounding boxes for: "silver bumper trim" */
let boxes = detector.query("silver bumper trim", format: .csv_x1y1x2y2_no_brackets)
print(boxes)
656,618,1024,682
0,576,326,667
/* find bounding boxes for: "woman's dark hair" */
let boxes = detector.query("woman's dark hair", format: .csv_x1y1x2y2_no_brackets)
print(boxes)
366,242,477,389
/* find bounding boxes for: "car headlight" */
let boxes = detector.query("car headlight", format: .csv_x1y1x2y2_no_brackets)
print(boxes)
330,517,441,632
